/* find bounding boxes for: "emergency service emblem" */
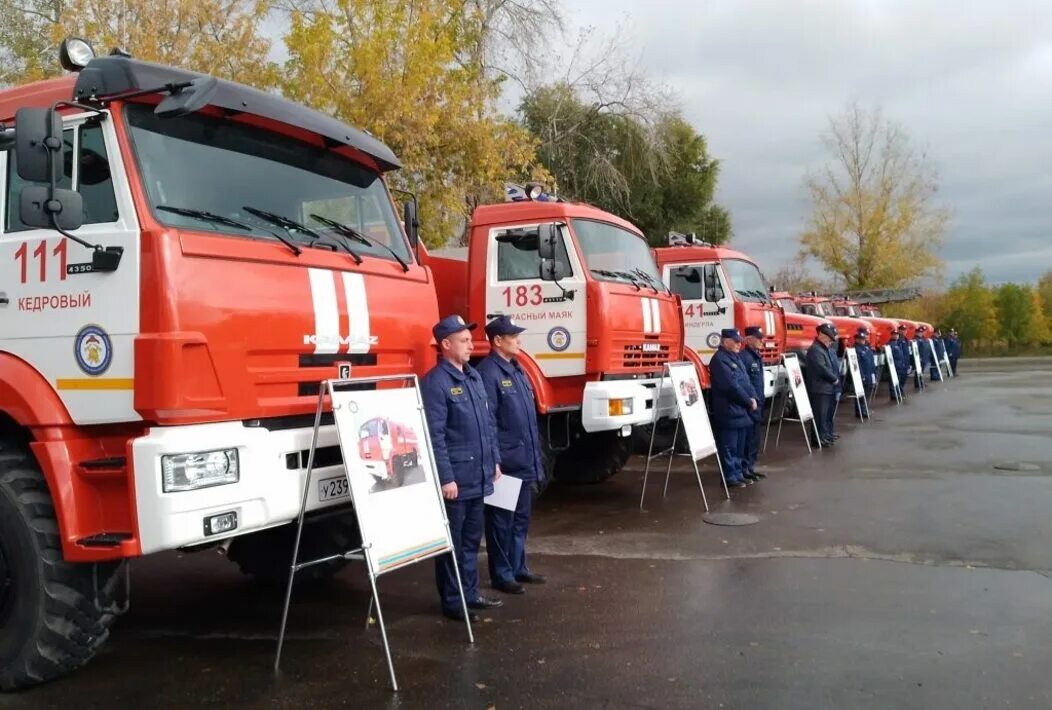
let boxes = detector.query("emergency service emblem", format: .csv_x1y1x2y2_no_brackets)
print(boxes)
74,325,112,376
547,326,571,352
706,332,721,349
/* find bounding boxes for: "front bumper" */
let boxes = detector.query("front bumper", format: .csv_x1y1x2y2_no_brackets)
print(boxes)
764,365,787,399
132,420,351,555
581,377,677,433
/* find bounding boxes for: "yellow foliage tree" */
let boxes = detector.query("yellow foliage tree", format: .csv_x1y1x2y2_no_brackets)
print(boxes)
800,103,949,289
57,0,277,88
1029,287,1051,346
281,0,543,247
1,0,276,87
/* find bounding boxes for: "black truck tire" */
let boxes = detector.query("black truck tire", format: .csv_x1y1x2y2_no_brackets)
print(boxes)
226,509,362,586
552,430,632,484
0,440,124,691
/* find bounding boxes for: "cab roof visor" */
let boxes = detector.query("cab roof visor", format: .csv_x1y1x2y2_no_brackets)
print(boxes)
71,56,401,172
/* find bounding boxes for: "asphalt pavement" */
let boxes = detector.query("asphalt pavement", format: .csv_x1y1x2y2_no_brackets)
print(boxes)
5,361,1052,709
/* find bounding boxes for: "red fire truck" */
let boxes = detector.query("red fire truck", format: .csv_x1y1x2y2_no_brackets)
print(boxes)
770,290,831,359
0,41,437,688
653,236,786,397
422,196,682,484
357,416,419,485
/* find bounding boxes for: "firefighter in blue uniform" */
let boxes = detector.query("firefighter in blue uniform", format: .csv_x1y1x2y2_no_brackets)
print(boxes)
914,325,931,389
478,316,546,595
709,328,759,488
931,328,947,379
740,326,767,482
421,315,504,622
805,322,840,447
853,327,876,418
945,328,961,374
892,325,910,399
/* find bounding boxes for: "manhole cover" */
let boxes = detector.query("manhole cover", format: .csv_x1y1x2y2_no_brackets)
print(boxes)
702,512,760,526
994,462,1041,472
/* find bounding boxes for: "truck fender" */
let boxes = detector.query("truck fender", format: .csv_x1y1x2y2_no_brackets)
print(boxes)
0,353,78,550
513,351,557,414
683,347,711,389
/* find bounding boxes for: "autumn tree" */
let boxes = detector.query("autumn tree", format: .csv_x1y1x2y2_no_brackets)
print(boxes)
57,0,277,87
520,83,729,244
939,267,998,351
0,0,64,85
282,0,542,247
994,283,1036,350
1028,287,1051,346
800,103,949,289
1038,270,1052,323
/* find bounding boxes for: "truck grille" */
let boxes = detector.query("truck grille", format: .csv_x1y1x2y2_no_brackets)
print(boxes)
622,343,671,369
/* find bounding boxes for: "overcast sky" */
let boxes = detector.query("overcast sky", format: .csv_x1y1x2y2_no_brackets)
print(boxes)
557,0,1052,284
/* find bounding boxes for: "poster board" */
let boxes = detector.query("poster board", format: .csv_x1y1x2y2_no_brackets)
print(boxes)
928,340,944,381
846,347,865,397
783,353,813,422
884,345,901,390
910,340,924,377
942,350,954,378
668,362,718,460
330,386,451,577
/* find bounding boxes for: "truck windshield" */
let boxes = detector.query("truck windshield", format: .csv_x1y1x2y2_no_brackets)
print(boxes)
124,103,410,263
836,305,859,316
571,219,662,286
723,259,769,303
778,298,799,313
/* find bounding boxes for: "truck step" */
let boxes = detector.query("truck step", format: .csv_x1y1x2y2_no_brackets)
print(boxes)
77,532,134,547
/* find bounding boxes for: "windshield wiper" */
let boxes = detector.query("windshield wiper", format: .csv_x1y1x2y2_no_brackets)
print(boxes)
309,213,409,273
157,204,301,256
591,268,641,290
243,205,363,263
631,267,662,294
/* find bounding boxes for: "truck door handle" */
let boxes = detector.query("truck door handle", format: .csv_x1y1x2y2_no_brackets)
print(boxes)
0,292,8,306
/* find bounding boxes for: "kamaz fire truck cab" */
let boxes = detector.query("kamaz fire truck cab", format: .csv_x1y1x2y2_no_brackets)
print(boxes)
770,290,831,360
0,40,436,689
422,194,681,484
653,235,786,397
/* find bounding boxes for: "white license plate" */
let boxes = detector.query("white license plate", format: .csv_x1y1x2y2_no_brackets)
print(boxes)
318,475,350,502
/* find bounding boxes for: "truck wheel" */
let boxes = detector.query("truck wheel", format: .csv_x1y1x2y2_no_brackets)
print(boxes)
553,430,631,485
394,457,406,486
534,425,559,495
0,440,124,691
226,510,361,586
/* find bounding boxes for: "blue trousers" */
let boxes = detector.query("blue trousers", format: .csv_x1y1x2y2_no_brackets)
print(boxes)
717,426,749,483
744,420,762,474
812,394,835,443
484,479,533,585
950,356,958,375
435,496,483,611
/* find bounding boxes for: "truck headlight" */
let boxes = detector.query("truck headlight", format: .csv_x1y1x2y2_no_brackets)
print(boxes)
162,449,239,492
608,398,634,416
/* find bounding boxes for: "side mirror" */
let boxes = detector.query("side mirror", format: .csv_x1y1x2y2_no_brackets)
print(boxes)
155,77,219,119
537,223,560,261
403,199,419,248
14,108,63,183
20,185,84,231
539,259,567,282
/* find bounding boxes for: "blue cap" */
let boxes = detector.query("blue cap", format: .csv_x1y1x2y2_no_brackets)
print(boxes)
485,315,527,338
433,314,476,342
897,324,907,330
856,327,869,338
721,328,742,342
817,322,838,339
744,326,763,338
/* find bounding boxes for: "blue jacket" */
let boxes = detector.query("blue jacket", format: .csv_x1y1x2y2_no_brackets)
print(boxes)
805,339,840,396
739,346,765,422
854,343,877,389
890,339,910,373
934,337,947,359
945,336,961,358
915,337,933,368
476,352,544,482
421,359,500,499
709,346,758,429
